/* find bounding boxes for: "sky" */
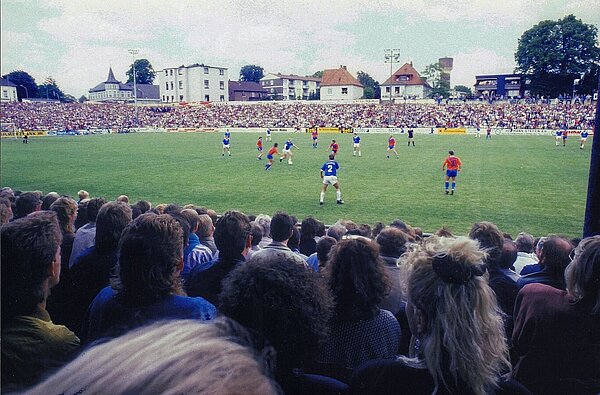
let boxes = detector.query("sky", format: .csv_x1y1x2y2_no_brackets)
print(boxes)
2,0,599,98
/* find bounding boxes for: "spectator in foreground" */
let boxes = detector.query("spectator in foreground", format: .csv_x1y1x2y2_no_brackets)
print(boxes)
77,190,89,203
376,227,409,315
25,318,279,395
84,213,216,342
219,254,333,393
49,196,78,266
1,212,80,391
517,235,572,290
197,213,218,255
511,235,600,394
13,191,42,220
306,235,337,272
252,211,307,266
317,236,400,380
513,232,538,274
69,197,106,268
0,196,14,224
49,201,132,337
186,211,252,305
245,223,263,261
470,221,519,335
350,236,511,394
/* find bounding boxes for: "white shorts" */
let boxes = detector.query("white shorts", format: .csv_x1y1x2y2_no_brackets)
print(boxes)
555,136,562,141
353,143,360,148
223,144,230,149
581,137,587,142
323,175,338,185
283,149,291,154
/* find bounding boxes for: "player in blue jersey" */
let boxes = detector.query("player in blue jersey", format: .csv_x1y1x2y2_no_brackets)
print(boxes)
224,129,231,139
266,128,272,142
280,139,299,165
580,131,589,149
352,132,362,157
320,154,343,205
222,136,231,156
476,126,481,138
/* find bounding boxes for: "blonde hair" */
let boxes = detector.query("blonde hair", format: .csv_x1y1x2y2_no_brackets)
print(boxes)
403,236,510,394
565,235,600,313
50,196,78,234
26,319,279,395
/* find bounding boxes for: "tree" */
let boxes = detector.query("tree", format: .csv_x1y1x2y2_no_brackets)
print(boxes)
239,65,264,82
2,70,38,101
357,71,380,99
421,63,450,98
311,71,323,78
37,77,64,101
454,85,472,96
126,58,156,85
515,14,600,97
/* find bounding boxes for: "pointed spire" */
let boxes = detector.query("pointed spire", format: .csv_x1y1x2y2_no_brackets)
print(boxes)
106,67,119,84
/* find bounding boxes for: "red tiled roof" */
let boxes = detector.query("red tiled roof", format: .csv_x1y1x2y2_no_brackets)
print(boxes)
320,67,363,87
381,63,431,87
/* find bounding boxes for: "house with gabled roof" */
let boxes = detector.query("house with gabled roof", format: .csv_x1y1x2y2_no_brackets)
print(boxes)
260,73,320,101
89,67,159,103
0,77,18,102
380,62,431,100
319,66,363,101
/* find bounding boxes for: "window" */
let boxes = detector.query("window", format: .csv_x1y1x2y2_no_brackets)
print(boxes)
204,67,209,74
385,87,390,93
179,81,183,89
165,82,169,90
178,69,182,75
170,81,174,90
180,95,183,102
220,95,225,101
171,95,174,102
327,88,332,94
204,80,209,89
205,95,210,101
220,81,224,90
170,70,173,76
395,87,400,94
162,95,165,101
219,69,224,76
341,88,348,94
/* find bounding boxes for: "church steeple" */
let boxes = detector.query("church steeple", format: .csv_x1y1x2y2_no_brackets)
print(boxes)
105,67,119,84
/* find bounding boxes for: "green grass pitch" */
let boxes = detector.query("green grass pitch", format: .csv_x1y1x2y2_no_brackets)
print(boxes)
1,131,593,237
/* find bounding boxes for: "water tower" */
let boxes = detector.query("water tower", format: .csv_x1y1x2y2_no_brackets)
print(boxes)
438,57,453,86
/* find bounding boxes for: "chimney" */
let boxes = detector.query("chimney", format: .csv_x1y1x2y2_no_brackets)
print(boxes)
342,65,347,70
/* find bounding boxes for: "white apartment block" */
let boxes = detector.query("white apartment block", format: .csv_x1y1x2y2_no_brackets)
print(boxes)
159,64,229,103
260,73,320,101
0,78,18,102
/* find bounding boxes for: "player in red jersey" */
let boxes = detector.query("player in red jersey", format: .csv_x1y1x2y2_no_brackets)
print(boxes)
265,143,279,170
311,129,319,148
256,136,264,160
328,140,339,156
442,150,462,195
386,135,399,158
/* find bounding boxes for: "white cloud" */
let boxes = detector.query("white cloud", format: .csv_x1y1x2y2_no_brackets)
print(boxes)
450,49,516,88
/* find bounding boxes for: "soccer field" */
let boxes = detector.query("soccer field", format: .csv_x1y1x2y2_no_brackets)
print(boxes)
1,131,593,237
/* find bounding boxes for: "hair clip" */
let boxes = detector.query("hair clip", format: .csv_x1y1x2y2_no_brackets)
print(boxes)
432,253,485,284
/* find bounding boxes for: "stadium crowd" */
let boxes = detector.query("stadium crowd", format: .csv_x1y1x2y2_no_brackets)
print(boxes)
1,187,599,394
1,100,596,131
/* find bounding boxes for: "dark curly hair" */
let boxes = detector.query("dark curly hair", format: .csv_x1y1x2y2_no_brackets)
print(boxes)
219,253,333,378
325,237,390,321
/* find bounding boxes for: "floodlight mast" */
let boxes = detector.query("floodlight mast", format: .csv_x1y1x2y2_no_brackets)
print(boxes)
128,49,139,126
384,49,401,125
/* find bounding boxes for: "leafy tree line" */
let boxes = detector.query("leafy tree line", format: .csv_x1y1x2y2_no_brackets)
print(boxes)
515,14,599,97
